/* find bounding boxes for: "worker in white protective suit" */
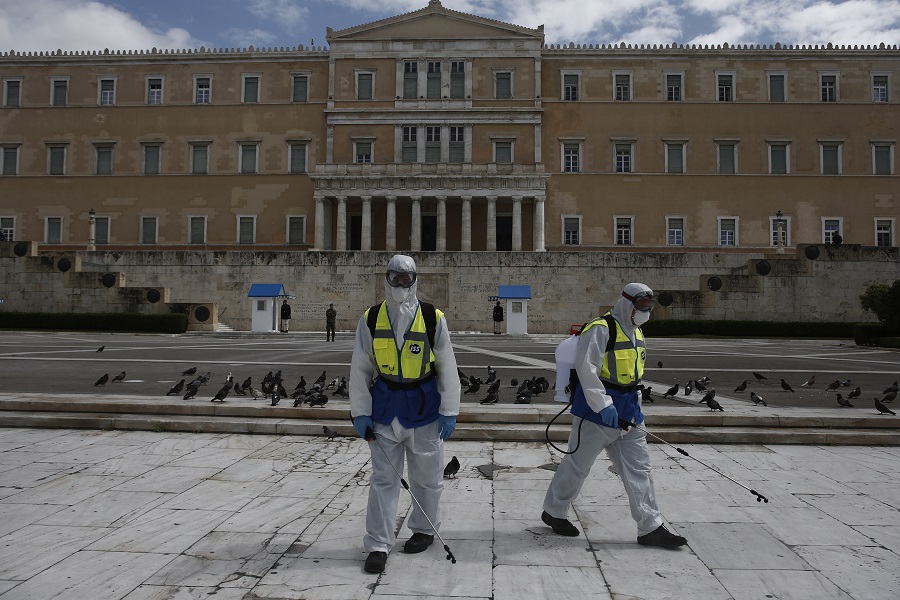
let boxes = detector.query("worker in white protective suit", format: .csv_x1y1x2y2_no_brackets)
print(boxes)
350,254,461,574
541,282,688,549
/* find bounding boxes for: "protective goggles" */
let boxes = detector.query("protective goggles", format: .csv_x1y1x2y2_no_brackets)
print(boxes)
386,270,417,288
623,291,656,312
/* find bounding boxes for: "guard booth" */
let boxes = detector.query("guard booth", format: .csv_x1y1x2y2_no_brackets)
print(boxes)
498,285,531,335
248,283,288,332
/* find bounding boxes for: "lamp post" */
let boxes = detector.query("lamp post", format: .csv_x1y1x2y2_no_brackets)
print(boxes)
775,210,786,254
88,208,96,251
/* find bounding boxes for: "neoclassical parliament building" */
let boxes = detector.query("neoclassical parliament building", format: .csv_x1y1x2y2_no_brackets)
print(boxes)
1,0,898,254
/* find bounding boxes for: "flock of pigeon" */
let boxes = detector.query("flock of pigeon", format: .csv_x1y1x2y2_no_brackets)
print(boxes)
459,365,552,405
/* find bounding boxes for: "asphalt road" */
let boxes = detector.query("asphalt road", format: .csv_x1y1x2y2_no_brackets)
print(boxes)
0,331,897,410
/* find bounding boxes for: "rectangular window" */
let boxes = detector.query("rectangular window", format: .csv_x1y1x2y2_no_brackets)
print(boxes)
240,143,258,174
0,217,15,241
614,74,631,101
403,61,418,99
288,216,305,244
876,219,893,247
141,216,158,244
874,144,893,175
769,143,789,174
354,141,372,164
494,141,512,164
242,75,259,103
48,145,66,175
718,143,736,174
426,60,441,99
873,75,889,103
769,74,785,102
425,126,441,163
357,72,373,100
147,77,163,105
667,217,684,246
4,79,21,107
563,73,579,101
615,217,632,245
191,143,209,174
238,216,255,244
717,74,733,102
292,74,308,102
52,79,68,106
449,126,464,163
495,72,511,100
46,217,62,244
195,76,211,104
95,144,113,175
289,142,307,173
143,144,160,175
823,218,841,244
563,216,580,245
821,74,837,102
719,218,737,246
821,143,841,175
666,143,685,174
563,143,580,173
2,146,18,175
99,78,115,105
615,143,632,173
666,74,682,101
189,216,206,244
94,217,110,245
401,126,417,163
450,61,465,99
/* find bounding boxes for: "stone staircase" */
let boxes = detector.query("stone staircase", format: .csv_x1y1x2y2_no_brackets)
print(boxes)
1,394,899,445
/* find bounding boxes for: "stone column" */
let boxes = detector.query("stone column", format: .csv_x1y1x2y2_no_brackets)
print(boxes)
361,195,372,251
385,196,397,252
314,195,325,250
512,196,523,251
487,196,497,251
436,195,447,252
461,195,472,251
533,195,546,252
410,196,422,251
336,195,347,251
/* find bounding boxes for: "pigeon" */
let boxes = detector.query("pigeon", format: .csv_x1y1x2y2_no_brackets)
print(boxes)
325,377,339,390
882,390,897,403
313,371,327,387
825,380,841,392
293,376,306,391
270,386,281,407
848,387,862,399
697,376,712,384
166,379,185,396
112,371,126,383
485,366,497,384
486,379,501,394
224,372,233,384
836,394,853,408
262,371,274,386
509,378,518,387
699,390,717,405
657,361,663,368
684,380,693,396
801,375,816,388
333,378,349,398
734,381,749,393
198,372,211,385
534,377,550,394
183,383,199,400
875,398,896,415
233,383,247,396
249,386,265,399
514,390,532,404
641,386,653,403
444,456,460,479
780,379,795,392
272,370,283,383
841,379,853,387
182,366,197,376
465,377,482,394
704,397,724,411
663,383,679,398
94,373,109,386
322,425,339,440
752,372,768,383
883,382,899,395
241,376,253,391
479,391,500,405
212,384,230,402
96,345,105,352
750,391,767,406
306,393,328,407
693,380,708,392
188,376,205,388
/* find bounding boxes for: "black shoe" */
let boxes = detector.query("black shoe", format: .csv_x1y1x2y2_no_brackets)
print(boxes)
541,511,580,537
364,551,387,573
403,533,434,554
637,525,687,549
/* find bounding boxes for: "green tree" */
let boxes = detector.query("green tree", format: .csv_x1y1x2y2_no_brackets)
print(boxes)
860,280,900,331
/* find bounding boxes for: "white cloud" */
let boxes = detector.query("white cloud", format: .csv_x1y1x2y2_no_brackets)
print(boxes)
247,0,309,29
221,28,277,49
0,0,197,52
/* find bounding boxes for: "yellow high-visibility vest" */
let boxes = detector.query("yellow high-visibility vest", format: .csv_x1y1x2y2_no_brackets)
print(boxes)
367,302,439,382
580,313,645,386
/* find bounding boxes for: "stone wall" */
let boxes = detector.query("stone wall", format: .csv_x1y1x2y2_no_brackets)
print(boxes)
1,243,897,333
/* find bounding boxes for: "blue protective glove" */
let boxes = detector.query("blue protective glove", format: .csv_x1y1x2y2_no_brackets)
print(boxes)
437,414,456,441
599,404,619,428
353,415,374,439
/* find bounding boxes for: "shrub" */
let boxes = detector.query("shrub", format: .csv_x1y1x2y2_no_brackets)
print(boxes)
0,312,187,333
642,320,855,338
860,280,900,332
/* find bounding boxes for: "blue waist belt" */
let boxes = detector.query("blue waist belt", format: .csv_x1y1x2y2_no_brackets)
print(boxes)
571,383,644,428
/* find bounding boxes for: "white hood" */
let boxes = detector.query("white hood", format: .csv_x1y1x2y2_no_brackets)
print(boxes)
383,254,419,346
611,282,653,335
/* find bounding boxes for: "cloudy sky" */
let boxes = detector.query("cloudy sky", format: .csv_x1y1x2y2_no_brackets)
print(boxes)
2,0,899,53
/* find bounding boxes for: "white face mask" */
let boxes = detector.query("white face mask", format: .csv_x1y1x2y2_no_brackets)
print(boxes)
391,286,411,303
632,309,650,326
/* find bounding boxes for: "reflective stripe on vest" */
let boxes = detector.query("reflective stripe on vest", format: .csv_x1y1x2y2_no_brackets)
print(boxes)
367,302,438,383
580,313,646,386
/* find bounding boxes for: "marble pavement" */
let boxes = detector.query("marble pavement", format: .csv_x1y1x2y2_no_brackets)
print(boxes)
1,426,899,600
